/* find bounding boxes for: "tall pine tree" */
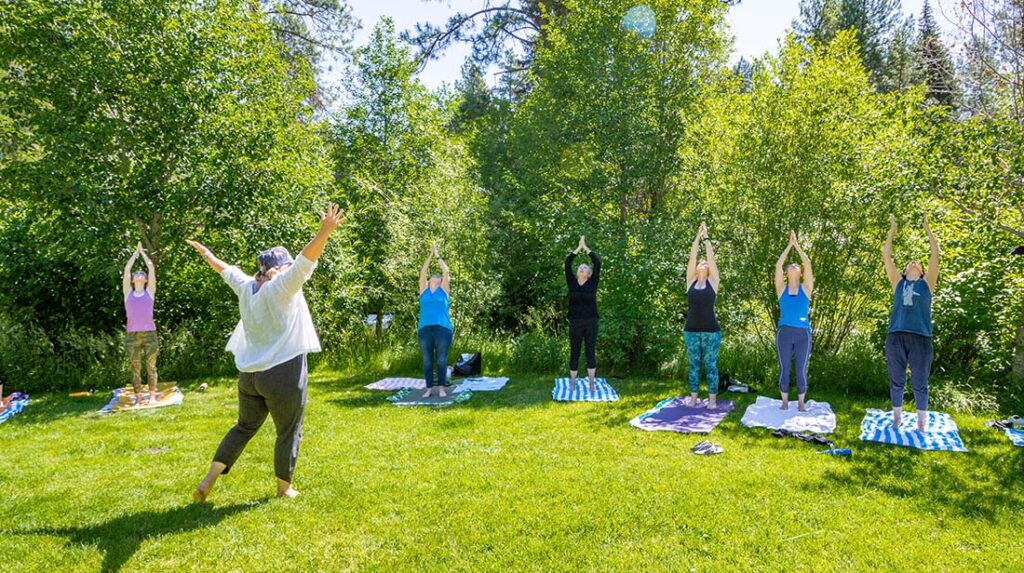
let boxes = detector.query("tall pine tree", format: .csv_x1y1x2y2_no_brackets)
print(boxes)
914,0,958,107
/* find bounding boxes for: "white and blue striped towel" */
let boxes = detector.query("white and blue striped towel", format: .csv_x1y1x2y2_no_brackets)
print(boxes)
552,378,619,402
859,409,967,452
0,398,29,424
1006,429,1024,447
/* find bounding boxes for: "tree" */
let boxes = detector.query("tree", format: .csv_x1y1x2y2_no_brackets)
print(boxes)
487,0,732,365
681,31,927,355
0,0,333,333
331,18,494,340
913,0,958,107
794,0,914,91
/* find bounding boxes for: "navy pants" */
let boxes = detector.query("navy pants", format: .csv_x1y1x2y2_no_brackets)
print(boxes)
418,325,453,387
776,326,811,395
569,318,598,371
885,331,933,410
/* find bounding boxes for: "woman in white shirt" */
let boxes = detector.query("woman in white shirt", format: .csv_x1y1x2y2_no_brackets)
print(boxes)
187,204,343,502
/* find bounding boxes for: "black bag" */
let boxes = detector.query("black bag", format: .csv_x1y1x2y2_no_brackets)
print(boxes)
453,353,482,377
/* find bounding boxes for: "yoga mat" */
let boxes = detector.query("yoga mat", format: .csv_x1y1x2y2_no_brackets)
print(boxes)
630,397,735,434
1006,428,1024,447
740,396,837,434
452,376,509,393
387,388,472,406
552,378,619,402
365,377,427,391
859,409,967,452
0,397,29,425
99,385,184,414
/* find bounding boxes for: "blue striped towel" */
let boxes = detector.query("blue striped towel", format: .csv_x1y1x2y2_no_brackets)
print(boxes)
1007,429,1024,447
0,397,29,424
859,409,967,452
552,378,619,402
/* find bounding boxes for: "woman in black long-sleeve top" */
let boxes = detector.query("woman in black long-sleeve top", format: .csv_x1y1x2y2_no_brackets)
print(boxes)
565,235,601,392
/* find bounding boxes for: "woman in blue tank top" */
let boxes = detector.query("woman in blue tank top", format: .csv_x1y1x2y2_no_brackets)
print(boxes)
774,231,814,412
882,214,939,433
418,243,453,398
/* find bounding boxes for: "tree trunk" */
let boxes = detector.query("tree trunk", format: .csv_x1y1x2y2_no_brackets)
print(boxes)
374,307,383,341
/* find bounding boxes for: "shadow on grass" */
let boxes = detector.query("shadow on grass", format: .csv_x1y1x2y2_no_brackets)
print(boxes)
12,499,267,572
806,399,1024,521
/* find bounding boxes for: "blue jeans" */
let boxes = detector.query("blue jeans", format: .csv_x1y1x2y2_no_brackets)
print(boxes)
417,326,453,387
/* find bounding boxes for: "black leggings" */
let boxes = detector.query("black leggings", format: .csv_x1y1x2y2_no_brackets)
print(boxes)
569,318,598,371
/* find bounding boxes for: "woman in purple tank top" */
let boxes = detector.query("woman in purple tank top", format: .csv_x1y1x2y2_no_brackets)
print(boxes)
123,241,159,406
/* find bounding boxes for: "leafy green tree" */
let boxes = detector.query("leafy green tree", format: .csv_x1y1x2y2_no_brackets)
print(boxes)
681,31,926,356
331,18,494,340
0,0,333,334
794,0,914,92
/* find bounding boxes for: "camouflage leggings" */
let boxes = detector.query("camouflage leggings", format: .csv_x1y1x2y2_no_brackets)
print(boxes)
126,331,159,394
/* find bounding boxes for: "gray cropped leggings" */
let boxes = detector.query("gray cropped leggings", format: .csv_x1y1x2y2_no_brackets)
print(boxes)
213,354,307,483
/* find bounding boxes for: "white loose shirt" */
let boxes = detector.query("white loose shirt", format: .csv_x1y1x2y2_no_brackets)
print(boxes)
220,254,321,373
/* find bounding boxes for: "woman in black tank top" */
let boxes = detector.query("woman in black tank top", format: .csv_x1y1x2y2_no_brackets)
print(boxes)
683,223,722,409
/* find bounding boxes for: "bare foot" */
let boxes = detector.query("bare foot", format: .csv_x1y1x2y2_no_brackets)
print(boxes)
780,402,789,411
893,416,903,429
421,388,432,399
589,381,596,393
916,422,927,433
277,487,300,498
192,481,212,504
439,387,447,398
706,401,717,411
798,404,807,412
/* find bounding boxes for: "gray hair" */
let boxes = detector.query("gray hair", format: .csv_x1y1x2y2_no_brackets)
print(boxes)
577,263,592,277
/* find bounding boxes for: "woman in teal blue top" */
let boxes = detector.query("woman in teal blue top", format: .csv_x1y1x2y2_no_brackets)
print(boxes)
883,214,939,433
774,231,814,412
418,243,453,398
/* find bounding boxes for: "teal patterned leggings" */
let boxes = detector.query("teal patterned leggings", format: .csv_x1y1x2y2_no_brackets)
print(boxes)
683,331,722,394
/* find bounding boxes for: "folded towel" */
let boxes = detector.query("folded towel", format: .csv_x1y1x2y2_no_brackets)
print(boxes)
453,377,509,393
0,397,29,424
365,378,427,391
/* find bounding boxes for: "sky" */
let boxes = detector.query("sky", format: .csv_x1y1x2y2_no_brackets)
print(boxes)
341,0,962,90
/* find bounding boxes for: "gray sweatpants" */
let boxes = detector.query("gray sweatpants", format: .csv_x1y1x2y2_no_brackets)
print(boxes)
885,332,933,411
213,354,307,483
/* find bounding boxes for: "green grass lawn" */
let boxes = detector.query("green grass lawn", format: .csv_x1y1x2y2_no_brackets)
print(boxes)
2,371,1022,572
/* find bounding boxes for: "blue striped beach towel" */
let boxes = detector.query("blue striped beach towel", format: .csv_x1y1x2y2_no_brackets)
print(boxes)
859,409,967,452
552,378,619,402
0,397,29,424
1006,429,1024,447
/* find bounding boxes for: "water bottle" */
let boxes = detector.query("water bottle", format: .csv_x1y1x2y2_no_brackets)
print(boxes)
820,448,851,456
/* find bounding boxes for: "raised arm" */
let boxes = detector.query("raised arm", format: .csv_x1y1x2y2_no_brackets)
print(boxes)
794,239,813,298
420,248,432,294
883,214,900,289
186,240,228,274
774,234,794,298
924,215,939,289
299,203,343,263
565,251,577,285
686,226,702,285
123,246,140,297
588,249,600,287
436,244,450,292
138,242,156,295
706,236,720,291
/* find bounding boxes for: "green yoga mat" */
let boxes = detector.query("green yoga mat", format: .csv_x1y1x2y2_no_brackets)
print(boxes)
387,388,472,406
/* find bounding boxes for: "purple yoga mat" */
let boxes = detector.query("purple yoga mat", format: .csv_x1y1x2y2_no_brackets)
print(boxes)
630,398,735,434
